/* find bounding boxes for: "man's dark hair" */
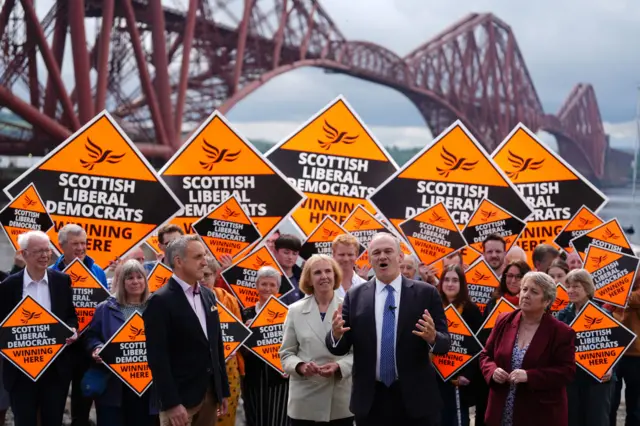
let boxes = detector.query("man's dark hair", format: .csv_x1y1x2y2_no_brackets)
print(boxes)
532,244,559,265
482,233,506,251
158,224,184,245
275,234,302,252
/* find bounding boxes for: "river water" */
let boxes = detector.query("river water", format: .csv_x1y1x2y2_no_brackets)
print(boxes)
600,186,640,247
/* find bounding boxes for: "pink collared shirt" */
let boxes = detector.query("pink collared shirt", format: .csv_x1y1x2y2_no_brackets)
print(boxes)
172,275,208,340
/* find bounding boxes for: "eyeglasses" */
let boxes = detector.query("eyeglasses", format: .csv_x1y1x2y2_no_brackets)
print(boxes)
505,273,523,280
24,248,52,257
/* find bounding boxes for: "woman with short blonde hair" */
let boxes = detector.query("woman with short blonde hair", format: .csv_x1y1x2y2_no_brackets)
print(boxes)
280,254,354,425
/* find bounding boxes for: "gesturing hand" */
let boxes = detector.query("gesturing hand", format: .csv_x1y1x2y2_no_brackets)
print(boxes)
492,368,509,384
412,309,436,344
331,303,350,340
509,369,527,385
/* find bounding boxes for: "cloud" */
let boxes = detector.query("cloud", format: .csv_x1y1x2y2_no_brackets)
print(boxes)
225,0,640,128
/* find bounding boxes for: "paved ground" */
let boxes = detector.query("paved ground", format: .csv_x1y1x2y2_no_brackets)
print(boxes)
2,395,628,425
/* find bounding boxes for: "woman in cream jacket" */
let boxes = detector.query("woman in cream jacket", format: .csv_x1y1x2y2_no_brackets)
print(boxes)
279,254,354,425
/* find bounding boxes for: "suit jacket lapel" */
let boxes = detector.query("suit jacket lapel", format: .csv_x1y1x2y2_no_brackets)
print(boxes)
521,313,553,369
201,287,218,340
47,270,61,315
500,310,520,366
301,297,324,342
362,279,377,350
168,279,208,344
396,277,414,344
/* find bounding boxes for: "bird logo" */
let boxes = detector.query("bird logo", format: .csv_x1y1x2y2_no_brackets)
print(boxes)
583,315,603,330
352,217,371,230
317,120,359,150
590,255,608,269
552,297,569,312
154,276,169,288
480,209,497,222
473,270,489,282
68,271,87,284
128,324,145,340
428,211,446,224
20,308,41,324
199,139,240,171
446,319,459,329
505,150,545,179
322,228,339,239
80,138,125,171
22,195,37,208
266,309,285,323
436,146,478,178
221,206,240,220
603,228,620,240
253,256,269,269
577,217,595,229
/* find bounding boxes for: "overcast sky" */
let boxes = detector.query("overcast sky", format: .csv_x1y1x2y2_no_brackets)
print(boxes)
222,0,640,150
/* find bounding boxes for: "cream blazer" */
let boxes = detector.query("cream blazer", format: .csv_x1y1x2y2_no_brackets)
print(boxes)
279,293,354,422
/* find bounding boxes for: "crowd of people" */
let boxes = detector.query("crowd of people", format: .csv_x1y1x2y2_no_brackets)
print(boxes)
0,221,638,426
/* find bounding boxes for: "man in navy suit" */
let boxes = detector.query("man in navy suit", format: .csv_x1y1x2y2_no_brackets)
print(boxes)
327,232,450,426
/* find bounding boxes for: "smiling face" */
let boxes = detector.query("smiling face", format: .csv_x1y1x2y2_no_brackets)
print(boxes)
369,233,404,284
310,259,335,295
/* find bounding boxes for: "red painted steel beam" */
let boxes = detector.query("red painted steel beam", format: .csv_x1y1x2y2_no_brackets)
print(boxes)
0,85,71,141
69,0,94,123
26,14,40,109
43,8,68,119
231,0,254,94
0,0,15,41
19,0,80,130
149,0,175,146
94,0,115,112
174,0,198,143
120,0,169,148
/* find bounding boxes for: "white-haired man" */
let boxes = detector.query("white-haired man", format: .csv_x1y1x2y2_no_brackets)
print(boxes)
0,231,78,426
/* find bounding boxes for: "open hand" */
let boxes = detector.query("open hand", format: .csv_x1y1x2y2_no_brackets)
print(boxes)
412,309,436,344
331,303,350,340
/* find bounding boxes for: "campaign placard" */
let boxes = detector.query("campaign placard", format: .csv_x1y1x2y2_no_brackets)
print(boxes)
399,202,467,266
243,296,288,374
98,312,152,396
476,297,517,343
217,301,252,361
493,125,608,264
583,245,639,308
462,198,526,255
464,259,501,315
0,296,73,381
554,206,604,253
570,301,637,382
368,120,531,234
0,183,54,251
550,284,570,317
342,205,415,269
299,216,365,260
159,111,305,240
222,246,294,309
3,112,183,268
191,195,261,261
62,259,110,333
146,262,173,293
266,96,398,235
144,234,162,255
432,305,483,381
570,218,635,261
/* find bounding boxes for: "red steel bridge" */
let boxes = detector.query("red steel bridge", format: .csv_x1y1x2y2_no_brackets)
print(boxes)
0,0,632,184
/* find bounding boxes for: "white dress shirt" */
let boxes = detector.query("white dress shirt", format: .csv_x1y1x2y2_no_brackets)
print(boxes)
173,275,208,340
374,274,402,381
335,272,367,298
23,269,51,311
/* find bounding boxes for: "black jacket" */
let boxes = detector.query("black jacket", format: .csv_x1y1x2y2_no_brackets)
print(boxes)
143,278,230,410
0,269,78,389
326,276,450,419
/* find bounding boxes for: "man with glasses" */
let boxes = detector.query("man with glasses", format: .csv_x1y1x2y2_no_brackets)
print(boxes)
0,231,78,426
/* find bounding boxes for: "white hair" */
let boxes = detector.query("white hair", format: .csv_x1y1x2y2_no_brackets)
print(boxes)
256,266,281,286
18,230,50,250
165,235,201,269
404,254,420,266
58,224,86,246
369,232,401,252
